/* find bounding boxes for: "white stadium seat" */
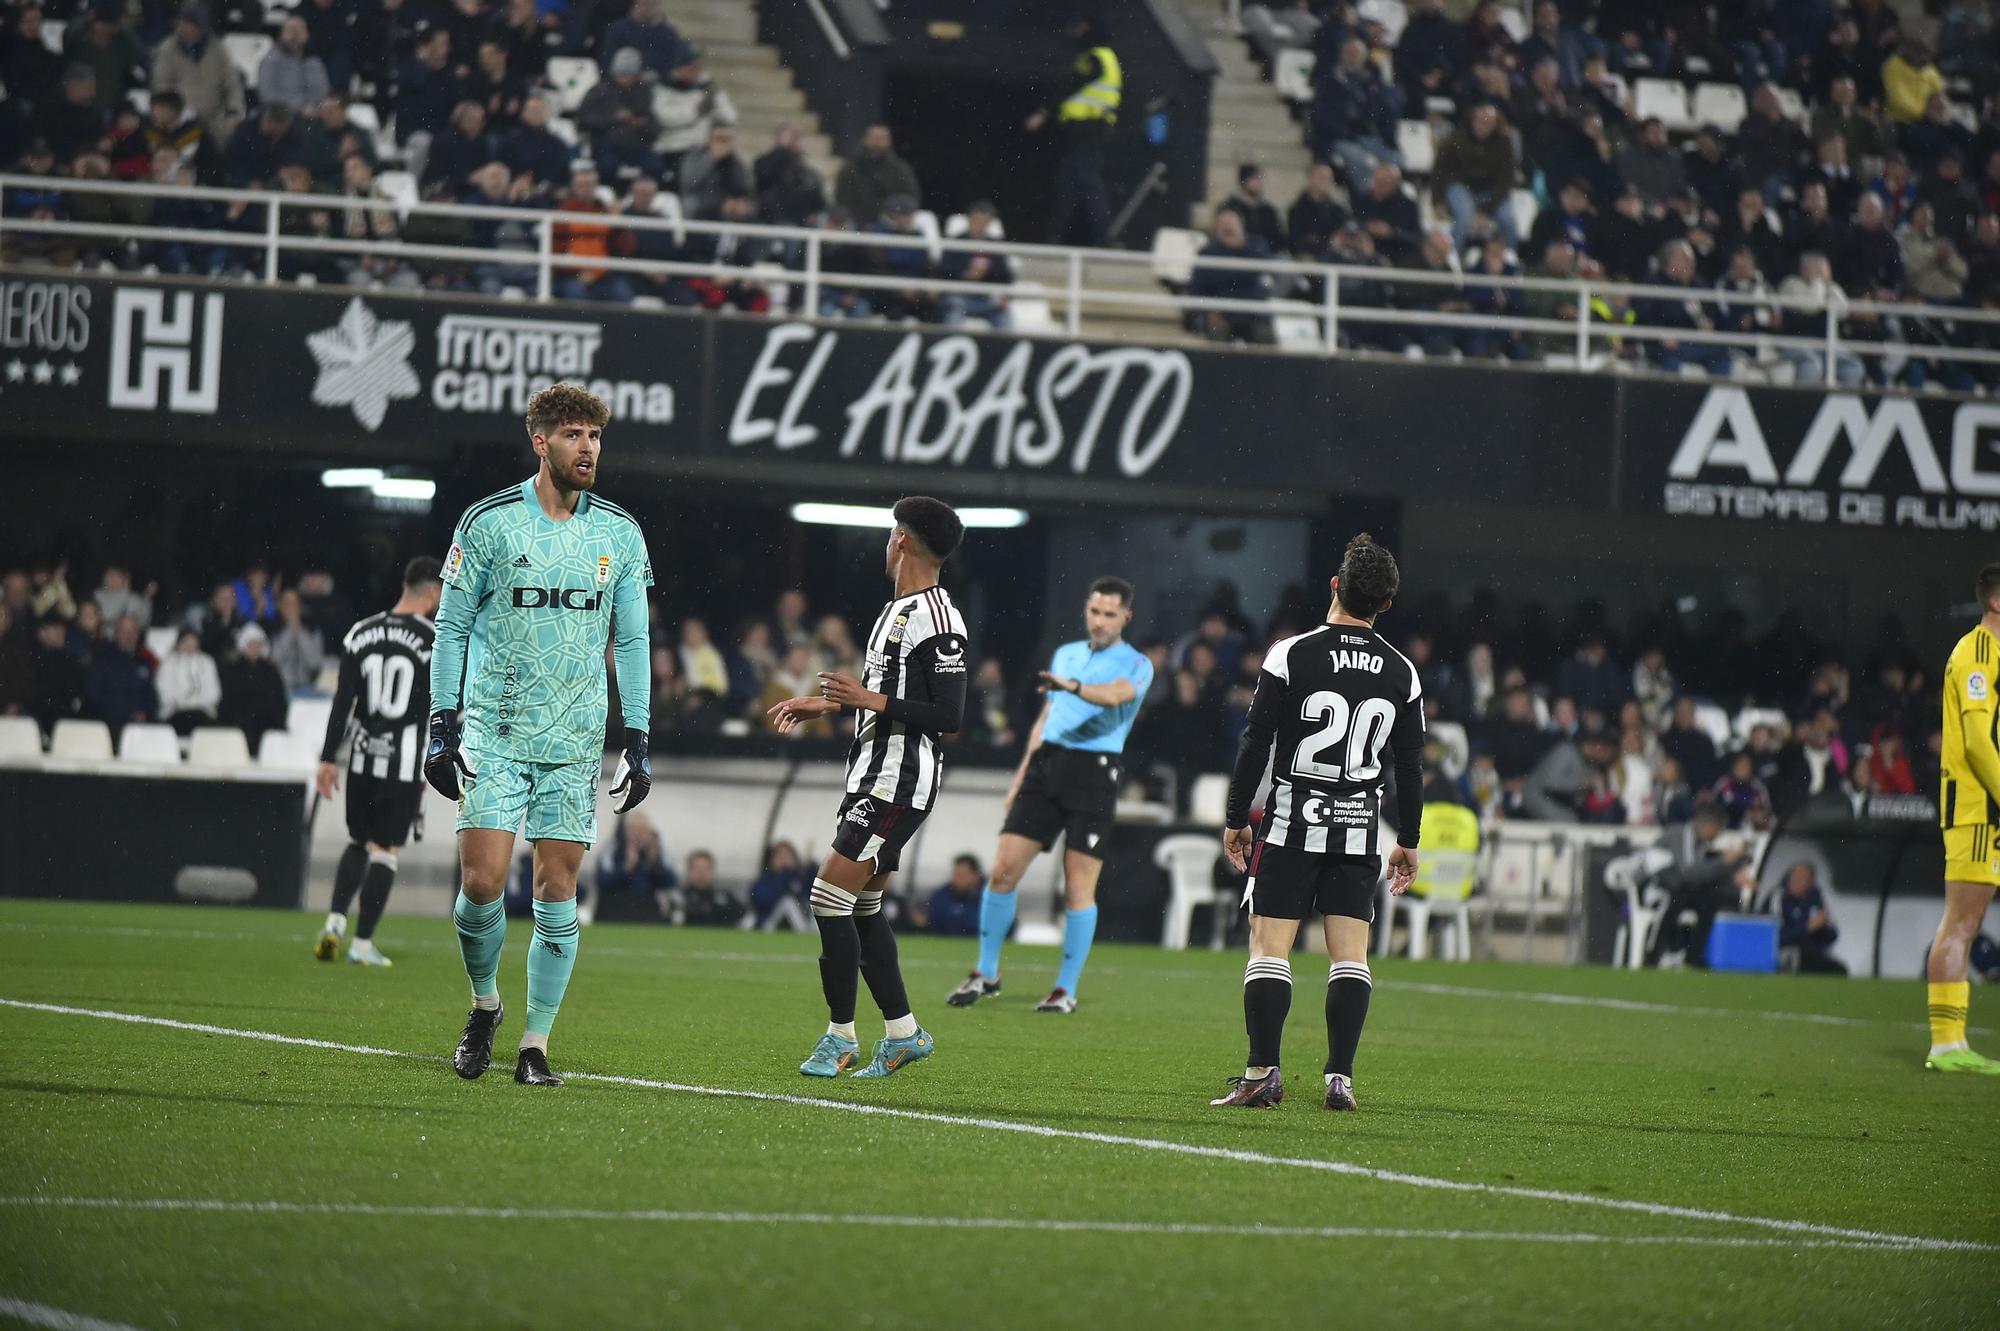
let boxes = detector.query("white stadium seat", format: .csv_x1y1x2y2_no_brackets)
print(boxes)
913,208,943,265
40,18,64,52
1274,49,1315,104
257,729,314,769
1397,119,1435,175
287,696,334,748
0,715,43,762
223,33,273,88
187,726,253,768
1358,0,1408,45
547,56,599,114
1006,281,1058,332
375,170,420,214
1495,6,1528,42
50,719,113,761
1188,773,1231,828
145,627,178,661
117,722,183,764
1633,78,1693,132
1156,833,1229,950
1150,226,1204,285
1691,82,1748,134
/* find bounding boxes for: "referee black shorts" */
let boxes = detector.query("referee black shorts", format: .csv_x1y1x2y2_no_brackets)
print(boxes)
344,772,425,848
1001,743,1121,860
1242,839,1379,923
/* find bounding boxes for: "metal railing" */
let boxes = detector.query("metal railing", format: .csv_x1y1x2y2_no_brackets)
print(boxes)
6,173,1997,387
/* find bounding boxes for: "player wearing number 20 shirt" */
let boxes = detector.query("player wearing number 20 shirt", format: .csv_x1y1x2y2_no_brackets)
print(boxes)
1213,534,1423,1114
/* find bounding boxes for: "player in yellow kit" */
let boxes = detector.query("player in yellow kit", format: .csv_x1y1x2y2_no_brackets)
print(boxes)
1926,562,2000,1073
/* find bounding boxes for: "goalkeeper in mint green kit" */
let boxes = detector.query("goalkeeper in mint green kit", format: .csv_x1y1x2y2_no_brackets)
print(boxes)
424,383,653,1088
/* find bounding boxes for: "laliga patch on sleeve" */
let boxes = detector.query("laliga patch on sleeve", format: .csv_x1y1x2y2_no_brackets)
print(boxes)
1971,671,1990,703
442,542,465,583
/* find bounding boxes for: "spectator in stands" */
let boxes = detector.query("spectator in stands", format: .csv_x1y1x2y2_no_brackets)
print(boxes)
137,148,218,274
1286,162,1346,260
652,49,735,170
1719,186,1788,283
1801,133,1862,222
1738,84,1809,203
757,641,829,735
186,582,241,659
0,605,33,718
1519,0,1595,89
335,153,418,289
805,206,873,319
1394,0,1459,111
1871,152,1918,227
679,850,746,928
1434,102,1518,248
577,47,659,183
1147,668,1226,805
1528,179,1597,267
156,627,222,735
1776,861,1846,973
353,0,424,96
423,100,498,197
260,15,331,115
1462,235,1525,359
65,0,144,114
1710,749,1775,828
234,563,278,625
4,6,65,113
85,614,156,732
1618,119,1688,207
93,568,152,628
864,193,936,322
1921,151,1978,245
683,188,777,312
44,65,108,167
490,0,556,84
1838,190,1906,294
1770,708,1844,818
1660,695,1719,787
599,0,685,78
620,173,684,299
1909,95,1975,181
1462,5,1520,75
151,3,244,146
1679,126,1741,219
501,93,572,202
1223,164,1286,255
595,812,677,916
679,123,750,220
812,614,860,678
1313,35,1402,193
938,200,1014,329
1809,75,1886,171
753,124,826,227
1883,38,1944,126
299,95,369,189
923,855,986,938
396,29,462,149
677,617,727,696
220,622,287,750
1856,721,1916,795
748,841,809,930
964,657,1018,748
0,574,31,639
1640,240,1733,376
1785,180,1845,273
834,123,920,232
465,38,527,133
270,588,325,691
223,101,305,188
552,162,636,302
297,0,356,97
1353,161,1420,263
32,615,84,730
1650,805,1758,966
1903,201,1970,301
1186,207,1273,345
1399,227,1473,356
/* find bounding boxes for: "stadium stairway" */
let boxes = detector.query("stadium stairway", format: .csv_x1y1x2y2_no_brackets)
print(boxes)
1192,2,1313,220
669,0,842,186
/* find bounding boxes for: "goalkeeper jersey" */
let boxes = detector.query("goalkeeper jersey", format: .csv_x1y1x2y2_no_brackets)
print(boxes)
431,478,653,764
1942,623,1999,828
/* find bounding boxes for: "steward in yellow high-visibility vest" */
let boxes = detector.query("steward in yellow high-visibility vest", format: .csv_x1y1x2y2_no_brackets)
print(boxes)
1027,19,1121,246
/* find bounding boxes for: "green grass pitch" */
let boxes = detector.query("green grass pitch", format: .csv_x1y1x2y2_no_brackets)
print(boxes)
1,898,1996,1330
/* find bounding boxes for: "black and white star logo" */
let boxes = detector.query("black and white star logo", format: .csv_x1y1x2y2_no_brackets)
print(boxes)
58,362,80,387
3,360,24,383
30,361,53,385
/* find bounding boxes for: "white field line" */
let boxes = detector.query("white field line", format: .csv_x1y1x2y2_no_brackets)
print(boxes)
0,1196,1970,1254
0,1294,147,1331
0,921,1968,1034
2,997,1992,1255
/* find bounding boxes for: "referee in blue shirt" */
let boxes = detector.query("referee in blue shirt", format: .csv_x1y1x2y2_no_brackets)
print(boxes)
947,577,1154,1013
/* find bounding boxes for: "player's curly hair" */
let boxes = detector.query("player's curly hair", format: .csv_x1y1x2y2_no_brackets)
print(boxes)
893,496,964,562
1980,562,2000,611
1335,532,1400,619
524,383,610,439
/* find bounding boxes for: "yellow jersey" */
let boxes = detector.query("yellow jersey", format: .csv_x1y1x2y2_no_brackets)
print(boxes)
1941,623,1999,828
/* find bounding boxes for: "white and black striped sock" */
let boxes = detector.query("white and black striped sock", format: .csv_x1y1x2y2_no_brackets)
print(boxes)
1243,955,1293,1072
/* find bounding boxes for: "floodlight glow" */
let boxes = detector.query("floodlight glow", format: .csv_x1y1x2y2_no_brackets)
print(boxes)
321,467,385,488
789,502,1027,529
371,478,437,500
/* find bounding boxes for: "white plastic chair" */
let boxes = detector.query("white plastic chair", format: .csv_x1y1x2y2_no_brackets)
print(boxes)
1272,314,1321,350
1604,846,1675,969
1007,281,1057,331
547,56,599,114
1692,702,1734,754
223,33,273,88
1633,78,1693,132
1508,187,1539,243
0,715,44,763
145,627,178,660
1495,5,1528,42
1358,0,1408,44
547,115,579,147
256,729,313,769
187,726,253,768
117,722,183,764
1691,82,1748,134
1774,87,1806,123
1429,720,1469,778
50,719,114,761
39,18,63,52
1732,707,1788,748
912,208,943,265
1396,119,1436,175
1377,849,1477,960
1150,226,1204,285
945,212,1006,239
1156,833,1229,951
1273,49,1315,104
375,170,420,215
286,696,334,747
1188,773,1231,827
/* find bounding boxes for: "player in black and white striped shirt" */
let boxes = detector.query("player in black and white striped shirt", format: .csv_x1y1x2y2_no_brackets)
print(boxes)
311,557,442,967
768,498,969,1081
1212,534,1424,1112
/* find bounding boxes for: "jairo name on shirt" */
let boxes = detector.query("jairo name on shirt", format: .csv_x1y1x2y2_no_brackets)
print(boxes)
511,587,606,611
1328,650,1386,674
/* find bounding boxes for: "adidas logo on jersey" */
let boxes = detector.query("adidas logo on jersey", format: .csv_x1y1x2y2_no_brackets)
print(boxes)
514,555,532,568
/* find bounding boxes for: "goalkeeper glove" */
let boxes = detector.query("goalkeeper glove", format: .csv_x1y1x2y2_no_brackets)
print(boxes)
611,727,651,814
423,710,472,800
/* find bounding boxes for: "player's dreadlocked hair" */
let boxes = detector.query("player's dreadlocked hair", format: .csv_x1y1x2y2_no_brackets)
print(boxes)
1335,532,1400,620
524,383,610,439
893,495,965,562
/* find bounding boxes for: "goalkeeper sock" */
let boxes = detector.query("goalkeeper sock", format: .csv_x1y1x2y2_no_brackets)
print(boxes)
1243,955,1292,1070
524,897,580,1038
452,891,506,1002
976,886,1017,981
1928,980,1970,1054
355,850,397,940
328,842,368,918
